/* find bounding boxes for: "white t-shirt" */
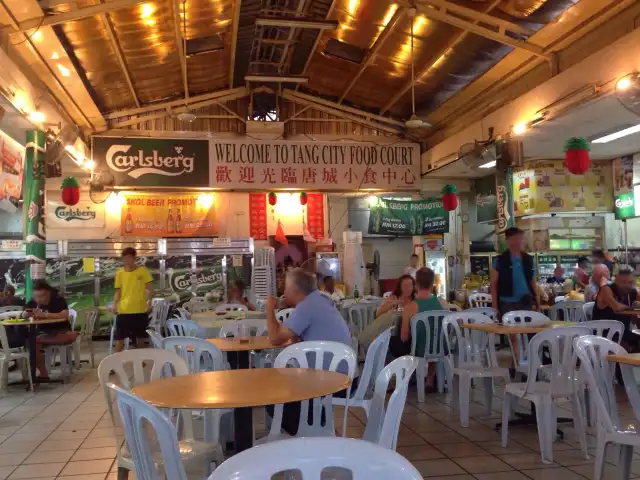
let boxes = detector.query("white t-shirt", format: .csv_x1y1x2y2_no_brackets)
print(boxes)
405,267,417,279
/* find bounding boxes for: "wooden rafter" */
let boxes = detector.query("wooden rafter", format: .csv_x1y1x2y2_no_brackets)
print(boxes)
101,12,140,108
228,0,242,87
171,0,189,99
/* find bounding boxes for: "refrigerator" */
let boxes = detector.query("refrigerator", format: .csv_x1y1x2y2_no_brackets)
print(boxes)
424,251,448,299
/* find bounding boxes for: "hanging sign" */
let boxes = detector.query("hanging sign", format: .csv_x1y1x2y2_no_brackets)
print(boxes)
0,129,25,214
306,193,325,240
475,175,497,224
121,194,216,237
46,200,105,228
210,140,420,190
368,198,449,236
249,193,267,240
92,136,210,187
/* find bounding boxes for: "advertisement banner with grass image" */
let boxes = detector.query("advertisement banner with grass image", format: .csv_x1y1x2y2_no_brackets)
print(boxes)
368,198,449,236
513,160,613,216
475,176,497,224
121,193,216,237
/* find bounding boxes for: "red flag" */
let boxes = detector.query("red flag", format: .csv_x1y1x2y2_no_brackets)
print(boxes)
275,220,288,246
303,221,316,243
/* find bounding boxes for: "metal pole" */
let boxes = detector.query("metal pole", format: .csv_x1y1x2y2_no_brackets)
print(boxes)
624,219,629,264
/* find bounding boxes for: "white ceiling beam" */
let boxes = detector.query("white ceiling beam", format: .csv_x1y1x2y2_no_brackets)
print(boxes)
339,7,405,103
228,0,242,87
4,0,145,33
254,17,339,29
171,0,189,100
101,12,140,108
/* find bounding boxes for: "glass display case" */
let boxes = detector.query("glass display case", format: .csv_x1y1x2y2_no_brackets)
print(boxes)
425,251,447,299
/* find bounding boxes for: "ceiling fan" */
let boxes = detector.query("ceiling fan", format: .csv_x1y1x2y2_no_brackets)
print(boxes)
405,8,430,131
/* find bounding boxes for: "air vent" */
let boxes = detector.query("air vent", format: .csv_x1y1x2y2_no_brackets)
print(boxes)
323,39,366,64
186,35,224,57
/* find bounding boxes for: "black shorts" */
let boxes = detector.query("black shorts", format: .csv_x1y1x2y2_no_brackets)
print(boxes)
115,313,149,340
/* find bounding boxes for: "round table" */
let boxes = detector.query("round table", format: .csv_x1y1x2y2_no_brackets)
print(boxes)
134,369,350,452
208,336,286,352
191,311,265,337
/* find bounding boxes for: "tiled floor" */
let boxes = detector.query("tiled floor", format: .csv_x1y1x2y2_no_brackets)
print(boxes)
0,342,635,479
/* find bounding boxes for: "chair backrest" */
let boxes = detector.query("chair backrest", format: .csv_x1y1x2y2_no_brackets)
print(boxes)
350,329,391,403
548,300,586,322
149,300,170,333
172,307,191,321
0,306,23,313
68,309,78,329
574,335,640,434
146,329,164,349
273,341,357,437
580,320,625,343
465,307,498,322
410,310,451,358
236,318,268,336
363,355,419,450
523,326,591,397
348,303,379,334
501,310,550,368
110,384,188,480
442,313,499,369
79,309,97,338
468,292,492,308
189,303,215,313
275,308,294,322
383,291,393,298
582,302,594,322
166,319,202,337
163,336,226,373
215,303,248,312
208,437,424,479
0,325,14,355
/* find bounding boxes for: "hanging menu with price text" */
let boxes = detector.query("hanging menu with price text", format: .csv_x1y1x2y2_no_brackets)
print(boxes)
249,193,267,240
306,193,325,240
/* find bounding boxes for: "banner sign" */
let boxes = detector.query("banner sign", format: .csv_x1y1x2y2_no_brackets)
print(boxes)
367,198,449,236
249,193,267,240
612,154,640,196
513,160,613,216
306,193,325,240
210,140,420,190
46,200,105,228
474,175,497,224
121,194,216,237
0,129,25,213
614,184,640,219
92,136,210,187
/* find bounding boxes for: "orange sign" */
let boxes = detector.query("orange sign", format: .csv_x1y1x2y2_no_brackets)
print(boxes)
121,193,216,237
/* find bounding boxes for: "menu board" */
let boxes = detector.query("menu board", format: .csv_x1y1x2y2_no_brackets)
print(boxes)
248,193,267,240
306,193,325,240
513,160,613,216
469,256,490,275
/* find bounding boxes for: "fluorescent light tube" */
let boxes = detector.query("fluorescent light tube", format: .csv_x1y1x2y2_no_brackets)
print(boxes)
479,160,496,169
592,124,640,143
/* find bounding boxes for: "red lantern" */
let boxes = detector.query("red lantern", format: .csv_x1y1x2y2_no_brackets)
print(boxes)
564,137,590,175
268,192,277,206
61,176,80,206
299,192,307,206
441,184,458,211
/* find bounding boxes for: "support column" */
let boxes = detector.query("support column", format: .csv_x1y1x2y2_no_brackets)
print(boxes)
495,140,515,253
23,130,46,301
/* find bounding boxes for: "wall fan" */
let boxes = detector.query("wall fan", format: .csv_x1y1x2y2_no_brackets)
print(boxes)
615,73,640,117
89,170,115,203
365,249,380,295
300,257,333,282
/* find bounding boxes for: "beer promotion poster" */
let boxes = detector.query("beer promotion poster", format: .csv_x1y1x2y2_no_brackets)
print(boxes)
121,193,216,237
367,198,449,236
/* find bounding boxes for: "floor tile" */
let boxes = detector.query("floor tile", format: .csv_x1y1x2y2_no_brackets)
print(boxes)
0,454,28,468
396,446,445,461
550,448,592,467
475,472,530,480
477,440,534,455
434,442,489,458
35,439,84,452
419,431,469,444
567,463,630,480
7,463,65,479
453,455,513,474
60,459,114,476
46,429,91,441
0,467,14,480
411,459,466,477
80,436,122,449
497,453,559,470
71,446,117,461
22,450,75,465
523,466,589,480
0,443,40,456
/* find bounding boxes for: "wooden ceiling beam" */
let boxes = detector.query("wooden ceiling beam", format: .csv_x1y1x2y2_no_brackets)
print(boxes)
339,7,405,104
101,13,140,108
228,0,242,87
171,0,189,100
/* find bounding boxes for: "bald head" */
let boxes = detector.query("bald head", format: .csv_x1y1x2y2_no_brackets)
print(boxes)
592,264,610,283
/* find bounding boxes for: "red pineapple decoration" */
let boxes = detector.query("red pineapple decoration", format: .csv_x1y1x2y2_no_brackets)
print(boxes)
268,192,277,206
61,177,80,206
564,137,590,174
441,184,458,211
299,192,308,206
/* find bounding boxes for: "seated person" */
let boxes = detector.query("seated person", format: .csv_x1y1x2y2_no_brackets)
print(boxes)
574,257,590,289
23,281,78,379
321,276,344,302
376,274,415,317
226,279,255,310
585,264,610,302
546,267,566,284
1,285,24,307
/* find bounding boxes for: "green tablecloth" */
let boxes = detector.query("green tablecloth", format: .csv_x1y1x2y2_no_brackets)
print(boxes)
358,310,401,348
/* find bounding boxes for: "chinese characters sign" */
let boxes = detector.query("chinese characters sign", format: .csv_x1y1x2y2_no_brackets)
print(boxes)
210,140,420,190
249,193,267,240
368,198,449,236
120,194,216,237
306,193,325,240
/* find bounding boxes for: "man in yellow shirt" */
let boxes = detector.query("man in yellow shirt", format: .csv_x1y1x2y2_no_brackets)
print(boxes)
113,247,153,351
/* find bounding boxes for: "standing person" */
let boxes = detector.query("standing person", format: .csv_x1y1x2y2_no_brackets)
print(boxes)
574,257,590,289
546,267,566,285
491,227,540,317
404,254,420,279
584,264,610,302
112,248,153,352
592,249,614,275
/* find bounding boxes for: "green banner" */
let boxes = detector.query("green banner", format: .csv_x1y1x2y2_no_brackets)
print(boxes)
368,198,449,236
615,191,636,219
23,130,46,301
475,175,497,223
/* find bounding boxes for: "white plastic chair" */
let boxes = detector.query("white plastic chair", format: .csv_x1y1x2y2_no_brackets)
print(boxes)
97,349,223,479
0,325,32,391
215,303,248,312
362,355,419,450
207,437,424,480
554,295,566,303
383,291,393,298
0,306,23,314
275,308,294,322
548,300,585,322
582,302,594,322
348,303,379,334
466,307,498,322
410,310,452,400
502,310,549,377
501,326,591,464
469,292,492,308
166,319,203,338
74,309,97,369
149,299,171,334
575,336,640,480
172,307,191,321
261,341,357,443
442,313,509,427
189,303,216,314
146,328,164,349
110,384,222,480
333,329,391,417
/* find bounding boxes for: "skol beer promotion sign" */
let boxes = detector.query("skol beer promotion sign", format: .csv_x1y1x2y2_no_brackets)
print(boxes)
367,198,449,236
121,193,216,237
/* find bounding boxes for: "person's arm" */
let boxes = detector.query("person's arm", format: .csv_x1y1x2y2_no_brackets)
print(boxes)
265,296,299,345
376,296,396,317
113,270,121,314
598,286,628,312
400,301,417,343
530,277,540,310
438,298,450,309
143,268,153,312
36,297,69,320
490,268,499,315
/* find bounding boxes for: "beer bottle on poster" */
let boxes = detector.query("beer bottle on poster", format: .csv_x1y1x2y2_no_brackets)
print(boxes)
124,208,133,234
167,208,175,234
176,208,182,234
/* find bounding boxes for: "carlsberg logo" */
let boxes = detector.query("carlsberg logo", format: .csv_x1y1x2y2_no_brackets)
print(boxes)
497,185,509,229
169,270,222,292
55,206,96,221
616,198,633,209
106,144,194,179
